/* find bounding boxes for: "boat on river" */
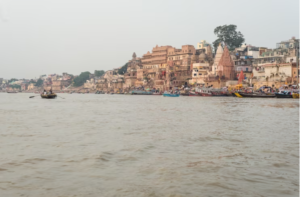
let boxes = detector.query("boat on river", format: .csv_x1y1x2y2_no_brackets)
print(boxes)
152,92,162,95
7,91,17,93
163,93,180,97
292,93,299,99
238,92,275,98
41,93,57,99
275,91,293,98
130,90,153,95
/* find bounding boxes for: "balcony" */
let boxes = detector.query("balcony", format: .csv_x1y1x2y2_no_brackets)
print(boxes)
152,51,167,56
175,66,190,71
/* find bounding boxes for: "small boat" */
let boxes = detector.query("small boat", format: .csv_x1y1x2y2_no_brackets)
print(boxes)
180,93,190,96
152,92,162,95
41,93,57,99
238,92,275,98
189,92,201,96
292,93,299,99
211,91,228,96
131,90,153,95
275,91,293,98
7,91,17,93
195,87,213,96
163,93,180,97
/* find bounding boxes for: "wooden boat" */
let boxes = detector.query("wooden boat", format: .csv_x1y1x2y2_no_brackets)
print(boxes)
163,93,180,97
292,93,299,99
131,90,153,95
195,87,212,96
211,91,228,96
41,93,57,99
275,92,293,98
238,92,275,98
152,93,162,95
180,93,190,96
199,92,212,96
7,91,17,93
234,93,243,98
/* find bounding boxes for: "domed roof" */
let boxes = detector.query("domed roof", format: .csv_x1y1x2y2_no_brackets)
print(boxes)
199,52,207,60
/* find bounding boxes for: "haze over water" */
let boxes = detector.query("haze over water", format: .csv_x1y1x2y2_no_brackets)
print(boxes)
0,93,299,197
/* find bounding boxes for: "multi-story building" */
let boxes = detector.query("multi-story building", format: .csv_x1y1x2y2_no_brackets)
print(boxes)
140,45,173,90
233,44,259,80
96,70,125,92
27,83,35,90
197,40,212,51
253,37,299,85
124,53,142,89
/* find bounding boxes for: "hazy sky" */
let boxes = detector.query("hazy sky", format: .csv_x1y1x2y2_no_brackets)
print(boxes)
0,0,299,79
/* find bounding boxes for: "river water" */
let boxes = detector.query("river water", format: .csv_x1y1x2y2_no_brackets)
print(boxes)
0,93,299,197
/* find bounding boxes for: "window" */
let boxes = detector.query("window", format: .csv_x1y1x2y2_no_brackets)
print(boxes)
194,73,197,76
199,73,202,75
246,68,248,71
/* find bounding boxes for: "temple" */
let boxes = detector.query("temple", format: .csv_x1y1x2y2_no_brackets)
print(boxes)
217,45,235,80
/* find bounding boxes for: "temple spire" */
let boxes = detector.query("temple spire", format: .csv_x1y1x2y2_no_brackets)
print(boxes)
132,52,136,59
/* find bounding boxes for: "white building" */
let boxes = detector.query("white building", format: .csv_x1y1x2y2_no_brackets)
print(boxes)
212,44,223,75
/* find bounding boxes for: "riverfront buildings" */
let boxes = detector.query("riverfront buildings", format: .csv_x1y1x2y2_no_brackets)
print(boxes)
2,37,298,93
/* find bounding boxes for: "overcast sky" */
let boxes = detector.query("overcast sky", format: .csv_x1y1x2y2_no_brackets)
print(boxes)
0,0,299,79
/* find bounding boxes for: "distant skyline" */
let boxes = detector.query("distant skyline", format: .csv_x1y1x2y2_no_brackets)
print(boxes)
0,0,299,79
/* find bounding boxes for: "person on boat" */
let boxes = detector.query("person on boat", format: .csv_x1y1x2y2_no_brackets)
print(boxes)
43,89,47,95
49,89,53,94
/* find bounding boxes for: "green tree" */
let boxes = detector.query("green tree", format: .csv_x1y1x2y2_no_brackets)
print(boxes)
10,84,21,89
73,71,91,87
118,63,128,75
35,78,44,87
213,24,245,52
29,79,36,84
94,70,105,77
8,78,18,83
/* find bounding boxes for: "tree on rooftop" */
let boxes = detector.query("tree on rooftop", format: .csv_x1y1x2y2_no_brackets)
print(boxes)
8,78,18,83
35,78,44,87
10,84,21,89
213,24,245,52
73,71,91,87
118,63,128,75
94,70,105,77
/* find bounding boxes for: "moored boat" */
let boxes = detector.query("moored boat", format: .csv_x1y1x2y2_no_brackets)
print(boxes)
131,90,153,95
292,93,299,99
163,93,180,97
152,92,162,95
275,92,293,98
189,92,200,96
7,91,17,93
238,92,275,98
180,93,190,96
